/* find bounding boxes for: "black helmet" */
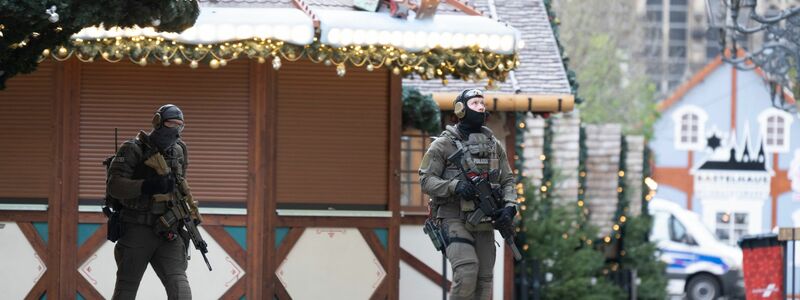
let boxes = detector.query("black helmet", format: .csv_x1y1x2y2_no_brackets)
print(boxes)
453,88,484,119
151,104,184,129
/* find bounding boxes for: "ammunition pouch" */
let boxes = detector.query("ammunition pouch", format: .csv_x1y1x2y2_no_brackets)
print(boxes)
154,209,179,241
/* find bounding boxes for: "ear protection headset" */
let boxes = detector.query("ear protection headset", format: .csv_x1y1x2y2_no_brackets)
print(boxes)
453,89,484,118
151,104,184,129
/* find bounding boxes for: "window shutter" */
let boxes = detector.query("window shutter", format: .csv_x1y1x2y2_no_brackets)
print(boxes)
78,61,250,204
275,60,389,207
0,63,55,201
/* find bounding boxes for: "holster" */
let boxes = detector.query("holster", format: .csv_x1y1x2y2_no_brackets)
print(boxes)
106,211,124,242
423,218,447,253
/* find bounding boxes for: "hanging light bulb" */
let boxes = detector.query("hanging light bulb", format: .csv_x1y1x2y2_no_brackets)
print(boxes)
173,57,183,65
336,64,346,77
57,47,67,57
258,57,266,64
138,57,147,66
42,49,50,56
366,64,374,72
219,59,227,67
392,67,401,75
209,59,220,69
190,60,199,69
272,56,282,70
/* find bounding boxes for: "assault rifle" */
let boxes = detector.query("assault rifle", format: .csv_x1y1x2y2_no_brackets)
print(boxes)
447,148,522,261
145,153,212,271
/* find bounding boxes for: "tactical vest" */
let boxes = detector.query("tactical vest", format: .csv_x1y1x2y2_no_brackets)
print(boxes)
434,126,502,220
111,134,187,216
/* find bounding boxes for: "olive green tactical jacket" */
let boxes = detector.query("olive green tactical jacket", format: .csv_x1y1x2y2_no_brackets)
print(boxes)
419,125,517,221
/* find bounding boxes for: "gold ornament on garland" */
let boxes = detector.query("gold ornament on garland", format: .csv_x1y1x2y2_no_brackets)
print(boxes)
44,36,518,80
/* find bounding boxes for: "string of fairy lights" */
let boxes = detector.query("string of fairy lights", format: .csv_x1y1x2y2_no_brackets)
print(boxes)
39,34,519,82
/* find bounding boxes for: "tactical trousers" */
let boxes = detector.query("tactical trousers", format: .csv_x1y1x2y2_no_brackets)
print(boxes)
112,223,191,300
444,218,496,300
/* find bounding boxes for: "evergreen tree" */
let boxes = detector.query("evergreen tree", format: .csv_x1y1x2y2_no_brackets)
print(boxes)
514,116,623,299
618,148,667,300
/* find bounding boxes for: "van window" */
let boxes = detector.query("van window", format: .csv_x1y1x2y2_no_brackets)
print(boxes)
669,216,697,245
651,210,671,241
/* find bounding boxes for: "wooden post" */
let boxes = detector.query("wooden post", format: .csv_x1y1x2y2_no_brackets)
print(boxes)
388,69,402,299
50,58,80,298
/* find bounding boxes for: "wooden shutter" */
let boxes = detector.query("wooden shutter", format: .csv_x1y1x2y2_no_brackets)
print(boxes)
0,63,56,201
276,60,389,206
79,60,250,204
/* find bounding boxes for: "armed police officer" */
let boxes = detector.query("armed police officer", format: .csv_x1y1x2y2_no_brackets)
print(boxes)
107,104,201,299
419,89,518,300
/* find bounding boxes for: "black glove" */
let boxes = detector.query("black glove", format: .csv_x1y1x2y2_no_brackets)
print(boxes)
491,186,504,200
454,180,478,201
141,175,175,195
493,206,517,229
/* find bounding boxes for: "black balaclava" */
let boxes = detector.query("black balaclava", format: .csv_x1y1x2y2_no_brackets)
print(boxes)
454,88,487,134
150,104,184,151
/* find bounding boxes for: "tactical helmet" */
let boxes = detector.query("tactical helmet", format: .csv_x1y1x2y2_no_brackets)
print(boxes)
453,88,484,118
152,104,184,129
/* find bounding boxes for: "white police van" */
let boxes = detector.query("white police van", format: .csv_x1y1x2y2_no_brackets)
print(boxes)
649,198,745,300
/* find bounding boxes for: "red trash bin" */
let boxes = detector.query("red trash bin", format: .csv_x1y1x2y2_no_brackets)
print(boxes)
739,233,784,299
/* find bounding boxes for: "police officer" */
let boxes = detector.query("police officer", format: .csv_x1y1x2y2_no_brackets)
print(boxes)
419,89,517,300
108,104,194,299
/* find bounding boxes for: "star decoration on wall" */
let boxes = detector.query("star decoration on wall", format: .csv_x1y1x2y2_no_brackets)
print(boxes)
707,133,721,151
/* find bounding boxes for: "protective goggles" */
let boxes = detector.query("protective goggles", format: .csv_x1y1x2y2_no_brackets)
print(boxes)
163,119,185,132
461,88,484,100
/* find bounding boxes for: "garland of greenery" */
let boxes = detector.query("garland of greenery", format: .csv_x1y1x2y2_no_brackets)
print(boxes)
44,36,518,83
0,0,200,89
401,87,441,135
542,0,581,104
578,125,589,228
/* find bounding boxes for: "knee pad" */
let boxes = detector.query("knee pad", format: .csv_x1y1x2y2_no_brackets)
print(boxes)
451,262,479,297
166,275,191,299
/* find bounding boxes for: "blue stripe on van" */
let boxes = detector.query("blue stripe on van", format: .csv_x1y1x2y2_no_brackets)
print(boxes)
662,249,728,272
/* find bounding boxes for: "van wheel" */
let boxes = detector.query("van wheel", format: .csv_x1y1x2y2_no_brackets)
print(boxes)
686,274,720,300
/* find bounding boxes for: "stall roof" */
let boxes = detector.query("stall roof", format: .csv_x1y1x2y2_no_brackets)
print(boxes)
404,0,572,96
61,0,520,82
316,9,518,54
74,7,316,46
74,0,520,54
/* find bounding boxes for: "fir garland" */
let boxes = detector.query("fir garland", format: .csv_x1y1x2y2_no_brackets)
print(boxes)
0,0,200,89
542,0,582,104
401,87,441,135
578,125,589,227
47,37,518,82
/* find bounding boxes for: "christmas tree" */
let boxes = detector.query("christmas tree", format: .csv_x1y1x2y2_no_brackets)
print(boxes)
514,116,623,299
0,1,200,89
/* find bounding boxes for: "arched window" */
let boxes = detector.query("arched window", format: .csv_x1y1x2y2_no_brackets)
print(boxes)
671,105,707,150
758,108,794,153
